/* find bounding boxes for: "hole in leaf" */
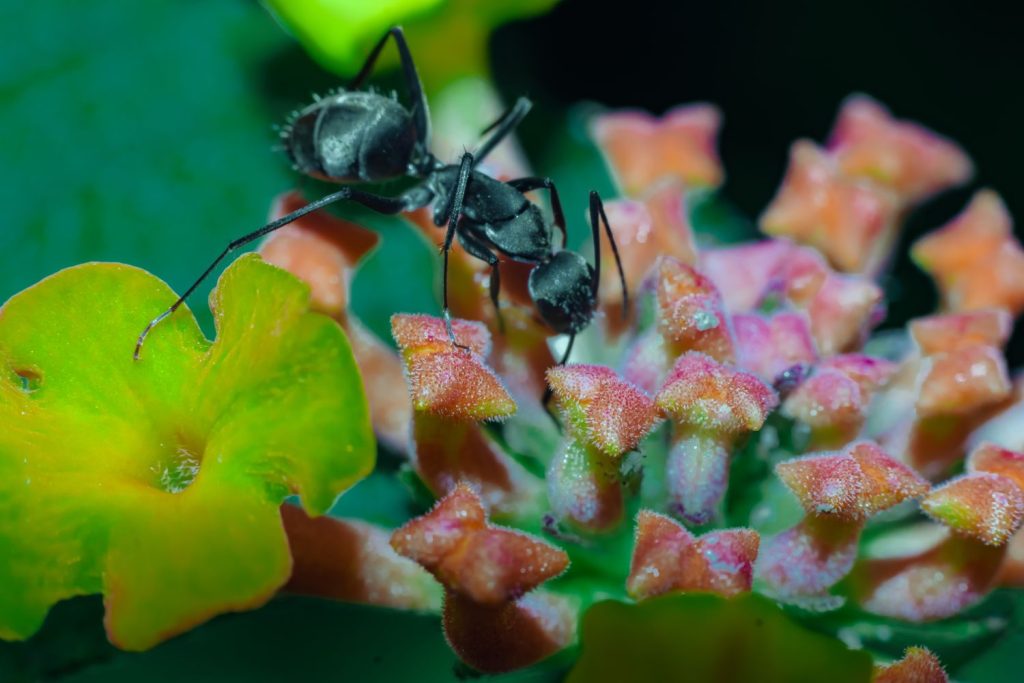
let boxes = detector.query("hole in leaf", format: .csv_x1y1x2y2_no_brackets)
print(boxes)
15,368,42,393
150,431,205,494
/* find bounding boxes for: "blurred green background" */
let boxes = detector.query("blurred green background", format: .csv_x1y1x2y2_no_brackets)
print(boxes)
2,0,1023,680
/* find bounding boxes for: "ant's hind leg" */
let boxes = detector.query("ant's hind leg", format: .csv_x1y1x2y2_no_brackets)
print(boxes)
349,27,430,147
508,177,567,249
457,230,504,333
134,187,412,361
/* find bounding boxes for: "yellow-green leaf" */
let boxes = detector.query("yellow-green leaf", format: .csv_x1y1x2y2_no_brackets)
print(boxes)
0,254,374,650
263,0,561,85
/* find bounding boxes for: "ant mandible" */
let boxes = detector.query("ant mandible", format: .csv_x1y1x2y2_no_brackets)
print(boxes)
134,26,628,365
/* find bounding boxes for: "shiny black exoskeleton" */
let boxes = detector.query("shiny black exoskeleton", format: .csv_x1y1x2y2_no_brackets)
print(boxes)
426,167,627,355
280,26,435,185
284,91,424,183
135,26,523,358
135,26,626,367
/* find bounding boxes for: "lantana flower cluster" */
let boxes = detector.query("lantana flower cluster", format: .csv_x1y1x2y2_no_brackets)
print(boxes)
258,95,1023,677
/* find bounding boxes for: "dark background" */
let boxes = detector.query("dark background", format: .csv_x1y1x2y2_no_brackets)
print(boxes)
492,0,1024,360
499,0,1021,219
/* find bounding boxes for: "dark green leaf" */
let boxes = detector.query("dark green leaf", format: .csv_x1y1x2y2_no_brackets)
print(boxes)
789,589,1018,673
1,596,571,683
567,593,873,683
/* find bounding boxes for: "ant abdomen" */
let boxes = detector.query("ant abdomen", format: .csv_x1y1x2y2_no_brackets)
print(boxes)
284,92,418,183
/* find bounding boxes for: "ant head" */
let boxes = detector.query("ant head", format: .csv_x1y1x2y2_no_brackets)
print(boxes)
528,251,597,335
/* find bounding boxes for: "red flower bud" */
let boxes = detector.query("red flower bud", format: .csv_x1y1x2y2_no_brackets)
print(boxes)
627,511,758,599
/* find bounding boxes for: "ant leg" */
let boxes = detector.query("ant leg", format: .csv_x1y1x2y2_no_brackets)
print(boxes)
472,97,532,165
541,333,576,409
508,177,567,249
134,187,411,361
349,27,430,148
437,152,474,348
480,97,532,137
457,230,504,333
588,190,629,319
558,332,576,366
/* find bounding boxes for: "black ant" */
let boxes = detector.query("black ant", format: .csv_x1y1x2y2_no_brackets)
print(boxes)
134,26,628,366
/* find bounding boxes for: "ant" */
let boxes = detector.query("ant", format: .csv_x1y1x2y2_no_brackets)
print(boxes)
134,26,628,367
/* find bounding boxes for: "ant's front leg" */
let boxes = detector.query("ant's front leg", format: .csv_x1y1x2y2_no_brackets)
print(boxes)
457,230,504,334
437,152,475,350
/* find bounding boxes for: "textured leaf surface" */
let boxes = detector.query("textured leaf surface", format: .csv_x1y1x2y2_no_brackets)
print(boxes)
0,255,374,650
